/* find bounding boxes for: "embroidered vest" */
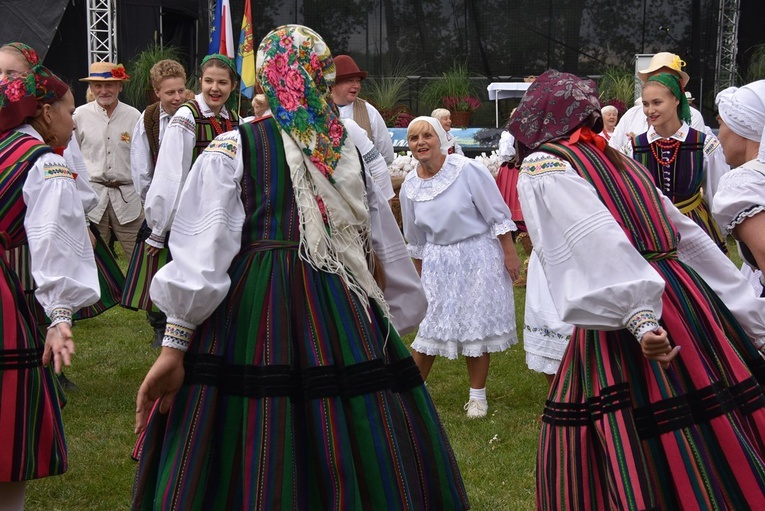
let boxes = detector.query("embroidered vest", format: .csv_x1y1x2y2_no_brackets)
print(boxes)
0,131,53,249
183,100,240,164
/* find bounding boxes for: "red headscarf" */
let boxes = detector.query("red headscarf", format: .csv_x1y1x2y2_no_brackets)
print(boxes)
0,66,69,132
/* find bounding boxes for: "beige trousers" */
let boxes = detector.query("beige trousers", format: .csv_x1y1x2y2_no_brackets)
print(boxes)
95,202,144,258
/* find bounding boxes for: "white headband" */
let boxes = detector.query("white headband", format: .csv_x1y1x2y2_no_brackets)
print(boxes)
407,116,450,155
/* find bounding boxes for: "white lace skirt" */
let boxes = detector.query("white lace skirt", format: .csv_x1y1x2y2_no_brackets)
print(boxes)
523,251,573,374
412,232,517,359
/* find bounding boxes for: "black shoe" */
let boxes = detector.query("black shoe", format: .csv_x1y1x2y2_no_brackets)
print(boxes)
152,328,164,348
58,372,79,392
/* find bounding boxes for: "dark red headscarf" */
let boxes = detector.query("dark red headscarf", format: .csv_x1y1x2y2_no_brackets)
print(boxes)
507,69,602,159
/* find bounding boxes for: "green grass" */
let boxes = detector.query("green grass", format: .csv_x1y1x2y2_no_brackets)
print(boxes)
23,246,546,511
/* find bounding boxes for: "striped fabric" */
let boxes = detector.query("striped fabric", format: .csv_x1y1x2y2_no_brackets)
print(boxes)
122,101,238,312
633,128,726,251
132,118,469,510
0,130,68,481
535,140,765,510
74,225,124,320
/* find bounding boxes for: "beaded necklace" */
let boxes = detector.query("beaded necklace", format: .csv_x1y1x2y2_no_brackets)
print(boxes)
650,138,681,166
209,115,234,137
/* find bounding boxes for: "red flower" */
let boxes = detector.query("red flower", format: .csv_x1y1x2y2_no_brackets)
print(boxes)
110,65,130,80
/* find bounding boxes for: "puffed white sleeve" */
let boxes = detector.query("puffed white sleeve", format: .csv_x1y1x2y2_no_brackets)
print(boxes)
144,106,197,248
341,118,395,200
149,131,245,351
712,165,765,236
399,175,427,260
64,134,99,214
660,193,765,348
23,153,100,326
463,159,516,236
130,112,154,203
517,153,665,341
364,170,427,335
701,134,729,213
369,105,395,164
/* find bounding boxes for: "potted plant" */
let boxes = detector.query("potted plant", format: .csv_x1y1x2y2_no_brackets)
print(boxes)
598,66,635,116
362,62,419,127
420,62,481,127
124,44,183,111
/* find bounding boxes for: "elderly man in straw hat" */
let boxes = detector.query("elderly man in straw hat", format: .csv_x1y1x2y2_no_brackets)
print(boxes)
609,52,706,156
74,61,142,257
330,55,395,168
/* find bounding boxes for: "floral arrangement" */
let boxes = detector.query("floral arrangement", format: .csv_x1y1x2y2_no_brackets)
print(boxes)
442,95,481,112
473,151,502,178
388,151,417,178
110,65,130,80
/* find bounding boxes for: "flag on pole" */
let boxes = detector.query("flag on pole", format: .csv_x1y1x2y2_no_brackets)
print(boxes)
208,0,235,58
236,0,255,99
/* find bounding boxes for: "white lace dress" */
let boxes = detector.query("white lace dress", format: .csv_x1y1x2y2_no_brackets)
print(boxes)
400,154,518,358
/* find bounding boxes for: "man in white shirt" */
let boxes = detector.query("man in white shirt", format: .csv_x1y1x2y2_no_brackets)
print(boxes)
609,52,706,156
330,55,395,165
74,61,142,257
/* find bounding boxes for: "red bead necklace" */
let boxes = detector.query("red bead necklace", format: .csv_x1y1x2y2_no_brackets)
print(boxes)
209,116,234,137
650,138,681,166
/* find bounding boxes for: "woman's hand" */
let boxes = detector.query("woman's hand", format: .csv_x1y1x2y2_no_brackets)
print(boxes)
146,242,160,257
641,327,680,369
135,347,185,434
43,323,75,374
504,251,521,281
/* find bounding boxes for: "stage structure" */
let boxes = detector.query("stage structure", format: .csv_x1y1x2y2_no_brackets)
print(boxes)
715,0,740,93
86,0,117,63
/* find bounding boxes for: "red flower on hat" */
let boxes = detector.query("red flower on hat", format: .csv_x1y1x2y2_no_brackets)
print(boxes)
110,65,130,80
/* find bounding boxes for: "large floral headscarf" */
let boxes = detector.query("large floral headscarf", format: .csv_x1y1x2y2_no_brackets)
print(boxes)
0,54,69,133
508,69,601,156
255,25,386,315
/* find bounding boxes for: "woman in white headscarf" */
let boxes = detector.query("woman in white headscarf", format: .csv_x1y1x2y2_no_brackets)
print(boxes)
131,26,469,510
712,80,765,294
400,116,521,419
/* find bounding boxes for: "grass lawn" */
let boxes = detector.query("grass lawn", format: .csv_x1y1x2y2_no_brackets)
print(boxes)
25,243,548,511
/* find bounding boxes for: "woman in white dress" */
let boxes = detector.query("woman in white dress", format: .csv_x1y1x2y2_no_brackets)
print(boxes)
400,116,521,418
431,108,464,155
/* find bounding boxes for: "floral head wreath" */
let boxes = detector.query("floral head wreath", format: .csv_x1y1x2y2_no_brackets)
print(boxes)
256,24,346,180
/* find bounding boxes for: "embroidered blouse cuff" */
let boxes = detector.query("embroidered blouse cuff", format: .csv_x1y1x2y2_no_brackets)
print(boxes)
48,307,73,328
491,218,517,237
407,243,425,259
161,318,196,352
146,231,167,249
624,308,660,342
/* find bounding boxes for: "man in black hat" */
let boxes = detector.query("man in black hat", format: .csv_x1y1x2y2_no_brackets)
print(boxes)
330,55,395,165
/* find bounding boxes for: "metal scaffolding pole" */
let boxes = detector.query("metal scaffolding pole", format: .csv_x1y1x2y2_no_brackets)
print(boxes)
714,0,740,94
86,0,117,64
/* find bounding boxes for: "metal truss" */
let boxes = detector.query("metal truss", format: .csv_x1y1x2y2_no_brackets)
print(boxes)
714,0,740,94
86,0,117,63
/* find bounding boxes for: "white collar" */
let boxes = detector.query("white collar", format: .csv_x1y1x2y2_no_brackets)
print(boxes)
194,93,231,119
402,154,465,201
647,121,689,143
16,124,44,141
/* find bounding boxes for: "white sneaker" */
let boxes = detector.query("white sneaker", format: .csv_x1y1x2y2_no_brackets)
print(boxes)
464,399,488,418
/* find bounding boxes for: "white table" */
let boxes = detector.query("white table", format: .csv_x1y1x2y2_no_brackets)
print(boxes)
487,82,531,127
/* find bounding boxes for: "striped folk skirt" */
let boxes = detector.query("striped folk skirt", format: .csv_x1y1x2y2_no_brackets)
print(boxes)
537,258,765,510
121,221,170,313
131,242,470,510
0,247,68,481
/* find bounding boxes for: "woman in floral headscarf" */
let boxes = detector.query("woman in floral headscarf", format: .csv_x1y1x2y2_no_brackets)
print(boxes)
0,43,123,333
0,61,99,509
509,69,765,510
131,25,469,510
